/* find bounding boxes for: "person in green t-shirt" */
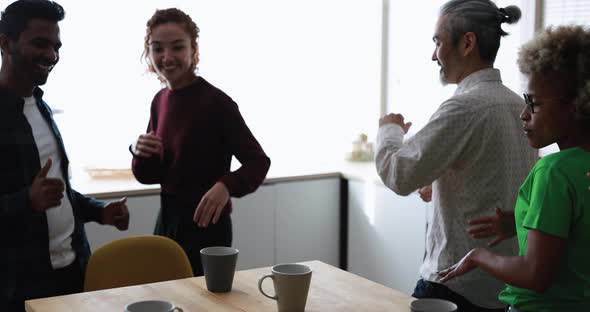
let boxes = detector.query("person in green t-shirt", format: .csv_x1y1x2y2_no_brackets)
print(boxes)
437,25,590,312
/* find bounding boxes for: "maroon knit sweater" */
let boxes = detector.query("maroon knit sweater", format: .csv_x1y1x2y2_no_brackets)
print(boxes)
131,77,270,212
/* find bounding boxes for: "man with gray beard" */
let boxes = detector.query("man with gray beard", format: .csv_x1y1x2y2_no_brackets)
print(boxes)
375,1,537,311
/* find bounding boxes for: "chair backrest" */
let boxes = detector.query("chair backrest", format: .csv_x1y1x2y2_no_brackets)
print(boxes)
84,235,193,291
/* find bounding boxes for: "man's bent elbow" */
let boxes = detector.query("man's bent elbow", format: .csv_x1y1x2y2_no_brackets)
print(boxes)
390,183,414,196
377,169,413,196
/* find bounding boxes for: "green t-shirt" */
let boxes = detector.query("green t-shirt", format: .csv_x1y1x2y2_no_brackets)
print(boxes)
499,147,590,311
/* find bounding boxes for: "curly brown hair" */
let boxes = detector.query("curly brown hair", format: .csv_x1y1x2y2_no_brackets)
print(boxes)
518,25,590,123
142,8,200,78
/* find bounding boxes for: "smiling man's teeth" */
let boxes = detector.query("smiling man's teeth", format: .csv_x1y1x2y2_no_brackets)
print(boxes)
37,64,51,71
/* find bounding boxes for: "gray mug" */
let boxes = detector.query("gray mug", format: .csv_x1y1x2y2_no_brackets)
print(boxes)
124,300,183,312
258,263,312,312
200,246,239,292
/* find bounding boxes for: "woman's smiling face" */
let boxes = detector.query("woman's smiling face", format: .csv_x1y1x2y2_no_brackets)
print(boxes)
149,22,197,89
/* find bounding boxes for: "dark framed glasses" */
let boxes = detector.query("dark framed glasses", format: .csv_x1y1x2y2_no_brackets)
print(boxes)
523,93,566,114
523,93,539,113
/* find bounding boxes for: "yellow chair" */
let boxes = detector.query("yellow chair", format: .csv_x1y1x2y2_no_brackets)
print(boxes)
84,235,193,291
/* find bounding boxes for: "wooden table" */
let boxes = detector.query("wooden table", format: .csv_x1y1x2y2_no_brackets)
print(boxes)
25,260,414,311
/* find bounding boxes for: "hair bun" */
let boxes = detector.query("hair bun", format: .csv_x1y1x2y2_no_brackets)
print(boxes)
500,5,522,24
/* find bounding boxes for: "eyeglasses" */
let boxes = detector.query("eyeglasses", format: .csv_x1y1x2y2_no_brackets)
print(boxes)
522,93,565,114
523,93,540,113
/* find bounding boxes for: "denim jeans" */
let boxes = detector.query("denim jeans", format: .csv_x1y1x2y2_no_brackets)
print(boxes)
412,279,506,312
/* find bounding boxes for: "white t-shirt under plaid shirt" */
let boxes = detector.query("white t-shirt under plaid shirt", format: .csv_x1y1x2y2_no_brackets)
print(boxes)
376,68,537,308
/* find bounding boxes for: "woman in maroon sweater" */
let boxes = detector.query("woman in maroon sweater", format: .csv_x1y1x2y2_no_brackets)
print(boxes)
130,8,270,276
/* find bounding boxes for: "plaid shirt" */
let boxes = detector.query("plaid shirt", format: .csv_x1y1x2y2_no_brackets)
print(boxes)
0,87,105,298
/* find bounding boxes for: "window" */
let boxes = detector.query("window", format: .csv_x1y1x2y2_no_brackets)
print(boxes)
543,0,590,26
0,0,382,179
9,0,580,176
385,0,526,134
538,0,590,155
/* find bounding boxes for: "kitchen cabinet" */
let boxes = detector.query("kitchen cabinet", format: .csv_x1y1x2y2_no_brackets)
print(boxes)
84,175,424,295
274,179,340,267
84,178,341,271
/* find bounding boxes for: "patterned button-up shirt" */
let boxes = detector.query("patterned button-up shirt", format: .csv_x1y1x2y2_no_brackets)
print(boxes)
376,68,537,308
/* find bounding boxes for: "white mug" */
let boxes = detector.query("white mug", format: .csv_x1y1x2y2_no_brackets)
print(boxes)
125,300,183,312
410,298,457,312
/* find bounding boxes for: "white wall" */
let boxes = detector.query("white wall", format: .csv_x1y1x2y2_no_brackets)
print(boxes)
347,180,426,295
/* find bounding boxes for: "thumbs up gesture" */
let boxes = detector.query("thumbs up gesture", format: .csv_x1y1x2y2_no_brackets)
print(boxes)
29,158,65,212
102,197,130,231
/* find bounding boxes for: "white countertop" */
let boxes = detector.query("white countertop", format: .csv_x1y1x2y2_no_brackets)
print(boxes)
71,159,384,199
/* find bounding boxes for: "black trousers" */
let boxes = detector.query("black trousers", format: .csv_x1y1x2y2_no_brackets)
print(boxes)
1,259,83,312
157,193,233,276
412,279,506,312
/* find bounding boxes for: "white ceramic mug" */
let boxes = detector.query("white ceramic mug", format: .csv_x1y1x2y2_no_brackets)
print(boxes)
410,298,457,312
124,300,183,312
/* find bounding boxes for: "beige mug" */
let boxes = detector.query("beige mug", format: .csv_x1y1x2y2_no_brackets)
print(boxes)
258,263,312,312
